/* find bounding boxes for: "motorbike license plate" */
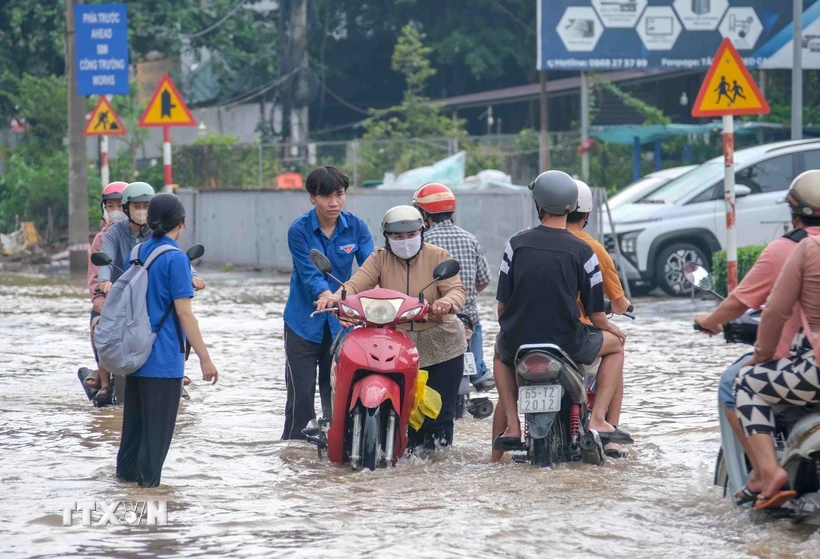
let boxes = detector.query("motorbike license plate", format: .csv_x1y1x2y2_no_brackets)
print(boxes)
518,385,563,413
463,352,477,376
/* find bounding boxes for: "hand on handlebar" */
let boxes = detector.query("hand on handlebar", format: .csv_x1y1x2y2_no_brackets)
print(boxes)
100,281,112,295
316,294,339,312
430,299,452,316
694,312,723,336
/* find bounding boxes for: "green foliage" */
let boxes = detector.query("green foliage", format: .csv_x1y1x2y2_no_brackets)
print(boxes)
172,134,279,188
360,26,467,180
712,245,767,296
0,151,68,236
0,73,67,154
594,78,671,125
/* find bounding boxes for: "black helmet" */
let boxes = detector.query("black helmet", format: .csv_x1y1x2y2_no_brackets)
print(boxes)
528,170,578,215
147,193,186,236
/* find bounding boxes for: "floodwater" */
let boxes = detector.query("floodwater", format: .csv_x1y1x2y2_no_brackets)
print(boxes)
1,270,819,559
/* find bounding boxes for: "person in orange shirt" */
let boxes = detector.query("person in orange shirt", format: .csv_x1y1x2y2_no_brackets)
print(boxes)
566,180,632,458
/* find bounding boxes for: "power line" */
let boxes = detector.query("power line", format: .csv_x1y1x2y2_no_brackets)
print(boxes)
321,84,372,115
184,0,249,39
221,68,300,109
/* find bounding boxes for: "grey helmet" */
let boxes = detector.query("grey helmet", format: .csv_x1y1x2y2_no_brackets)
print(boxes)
528,170,579,215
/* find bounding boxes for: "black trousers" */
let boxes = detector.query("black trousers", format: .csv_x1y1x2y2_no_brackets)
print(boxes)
408,353,464,450
116,376,182,488
282,323,333,440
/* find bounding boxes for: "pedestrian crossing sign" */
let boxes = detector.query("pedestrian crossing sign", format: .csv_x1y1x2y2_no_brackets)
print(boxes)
83,96,127,136
692,38,769,117
138,74,196,128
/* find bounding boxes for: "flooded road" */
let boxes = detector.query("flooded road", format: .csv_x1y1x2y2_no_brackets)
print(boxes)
1,271,819,558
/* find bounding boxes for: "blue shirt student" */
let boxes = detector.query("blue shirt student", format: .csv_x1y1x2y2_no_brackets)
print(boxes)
284,209,374,343
130,236,194,378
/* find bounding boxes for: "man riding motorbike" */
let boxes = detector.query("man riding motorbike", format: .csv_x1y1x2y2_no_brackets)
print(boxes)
413,182,494,391
694,170,820,504
316,205,467,450
84,181,128,405
733,170,820,510
566,179,632,458
491,170,630,461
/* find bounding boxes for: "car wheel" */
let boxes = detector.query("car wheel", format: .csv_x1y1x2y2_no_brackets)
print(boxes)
653,242,708,296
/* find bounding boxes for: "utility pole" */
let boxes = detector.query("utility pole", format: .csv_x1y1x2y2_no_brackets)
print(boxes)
66,0,89,273
580,71,590,183
792,0,803,140
539,69,550,171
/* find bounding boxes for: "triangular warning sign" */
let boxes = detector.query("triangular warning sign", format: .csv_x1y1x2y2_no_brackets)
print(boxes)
692,39,770,118
83,97,127,136
138,74,196,128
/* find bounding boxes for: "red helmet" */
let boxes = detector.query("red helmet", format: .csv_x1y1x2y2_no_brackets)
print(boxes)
102,181,127,201
413,183,456,214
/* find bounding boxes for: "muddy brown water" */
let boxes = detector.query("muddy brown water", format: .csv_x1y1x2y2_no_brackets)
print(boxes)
1,271,819,558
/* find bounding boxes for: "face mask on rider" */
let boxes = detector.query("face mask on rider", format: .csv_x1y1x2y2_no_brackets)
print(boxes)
388,234,422,260
130,209,148,226
104,210,127,225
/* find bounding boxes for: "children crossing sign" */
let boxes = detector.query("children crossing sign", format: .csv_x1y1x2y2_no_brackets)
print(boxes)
83,96,126,136
138,74,196,127
692,38,770,117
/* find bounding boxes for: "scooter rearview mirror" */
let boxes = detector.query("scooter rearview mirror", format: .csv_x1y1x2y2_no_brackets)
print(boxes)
186,243,205,261
418,259,461,302
683,261,725,301
90,252,112,267
309,249,346,299
310,249,333,274
683,262,712,291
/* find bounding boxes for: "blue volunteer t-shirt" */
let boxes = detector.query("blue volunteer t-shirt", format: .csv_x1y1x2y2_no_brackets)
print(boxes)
130,236,194,378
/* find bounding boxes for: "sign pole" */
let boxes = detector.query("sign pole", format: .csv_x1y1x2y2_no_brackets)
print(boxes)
722,114,737,292
100,135,109,188
163,126,173,193
792,0,803,140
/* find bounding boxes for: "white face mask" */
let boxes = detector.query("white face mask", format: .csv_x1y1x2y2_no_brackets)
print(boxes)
104,209,127,225
130,209,148,226
389,235,422,260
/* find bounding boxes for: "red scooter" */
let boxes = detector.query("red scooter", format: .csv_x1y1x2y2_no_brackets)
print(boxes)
305,249,460,471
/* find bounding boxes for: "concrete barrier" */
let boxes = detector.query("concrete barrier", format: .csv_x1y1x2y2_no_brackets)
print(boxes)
176,187,606,274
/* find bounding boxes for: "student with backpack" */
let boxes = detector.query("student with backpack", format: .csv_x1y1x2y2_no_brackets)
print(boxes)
108,193,218,488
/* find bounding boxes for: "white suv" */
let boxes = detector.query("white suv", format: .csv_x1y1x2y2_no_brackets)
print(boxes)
604,139,820,295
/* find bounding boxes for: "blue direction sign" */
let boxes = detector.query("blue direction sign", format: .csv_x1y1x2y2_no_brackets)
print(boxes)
74,4,129,95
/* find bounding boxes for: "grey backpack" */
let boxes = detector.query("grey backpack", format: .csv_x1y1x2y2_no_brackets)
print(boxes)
94,244,182,376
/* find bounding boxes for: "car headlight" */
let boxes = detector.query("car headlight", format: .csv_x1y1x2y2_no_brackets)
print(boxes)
618,230,643,258
359,297,403,324
399,306,424,322
339,303,361,320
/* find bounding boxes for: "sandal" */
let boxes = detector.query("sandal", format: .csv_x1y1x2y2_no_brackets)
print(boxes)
92,386,113,407
183,375,191,386
734,485,759,505
753,490,797,512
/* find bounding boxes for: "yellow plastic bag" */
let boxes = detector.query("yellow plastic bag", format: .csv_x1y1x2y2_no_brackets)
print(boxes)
409,369,442,431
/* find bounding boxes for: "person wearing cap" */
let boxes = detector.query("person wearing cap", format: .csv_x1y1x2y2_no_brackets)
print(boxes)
491,170,631,461
567,179,632,458
413,183,494,391
732,170,820,511
116,193,219,488
281,166,374,441
316,205,467,449
695,169,820,505
84,181,128,406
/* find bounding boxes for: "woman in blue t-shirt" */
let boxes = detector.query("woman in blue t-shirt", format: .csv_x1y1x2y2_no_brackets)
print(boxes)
281,167,374,440
116,193,219,488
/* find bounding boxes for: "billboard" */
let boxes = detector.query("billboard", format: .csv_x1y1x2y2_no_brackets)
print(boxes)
537,0,820,70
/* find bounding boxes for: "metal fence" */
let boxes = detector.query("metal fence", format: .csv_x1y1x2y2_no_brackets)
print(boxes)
141,130,750,193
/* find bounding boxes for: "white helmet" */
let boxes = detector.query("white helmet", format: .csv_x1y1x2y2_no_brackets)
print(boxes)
382,205,424,234
574,180,593,213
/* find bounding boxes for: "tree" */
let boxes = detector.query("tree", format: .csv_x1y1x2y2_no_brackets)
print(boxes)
359,25,466,178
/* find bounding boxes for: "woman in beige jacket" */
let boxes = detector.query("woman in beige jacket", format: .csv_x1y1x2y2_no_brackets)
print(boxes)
317,206,467,450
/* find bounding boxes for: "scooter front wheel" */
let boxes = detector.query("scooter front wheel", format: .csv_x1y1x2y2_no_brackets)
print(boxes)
361,406,382,471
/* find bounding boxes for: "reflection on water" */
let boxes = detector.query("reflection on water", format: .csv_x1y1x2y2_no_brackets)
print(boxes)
1,271,819,558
